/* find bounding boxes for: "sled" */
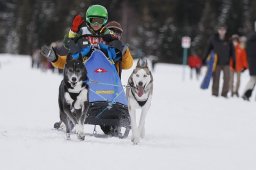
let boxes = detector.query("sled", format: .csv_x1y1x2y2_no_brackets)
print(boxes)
200,51,217,89
83,49,130,138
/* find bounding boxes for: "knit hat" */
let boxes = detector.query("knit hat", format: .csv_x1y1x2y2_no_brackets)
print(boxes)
231,34,240,42
106,21,123,32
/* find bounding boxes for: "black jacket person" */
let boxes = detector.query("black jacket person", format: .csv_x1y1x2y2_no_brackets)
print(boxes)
203,29,236,97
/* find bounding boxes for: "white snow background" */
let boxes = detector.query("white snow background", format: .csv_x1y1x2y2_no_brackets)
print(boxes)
0,54,256,170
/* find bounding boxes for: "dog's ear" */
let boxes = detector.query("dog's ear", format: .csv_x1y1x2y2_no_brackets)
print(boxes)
137,59,142,67
149,70,153,82
137,58,147,68
128,76,134,87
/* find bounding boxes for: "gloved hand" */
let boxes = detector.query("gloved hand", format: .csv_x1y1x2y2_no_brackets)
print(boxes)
40,45,57,62
109,39,129,56
71,15,84,33
102,33,118,42
109,40,123,54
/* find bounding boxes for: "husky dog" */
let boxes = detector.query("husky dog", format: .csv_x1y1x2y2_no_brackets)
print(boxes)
126,58,153,144
58,55,89,140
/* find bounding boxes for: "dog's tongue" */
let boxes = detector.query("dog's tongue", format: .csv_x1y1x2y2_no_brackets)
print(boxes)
137,86,144,97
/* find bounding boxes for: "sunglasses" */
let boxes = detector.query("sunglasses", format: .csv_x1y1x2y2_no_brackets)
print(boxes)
89,17,105,25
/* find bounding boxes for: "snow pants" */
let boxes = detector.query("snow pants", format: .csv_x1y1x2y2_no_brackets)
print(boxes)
212,65,230,97
229,70,241,96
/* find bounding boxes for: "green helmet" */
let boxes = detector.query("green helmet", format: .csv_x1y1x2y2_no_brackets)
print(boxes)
85,5,108,25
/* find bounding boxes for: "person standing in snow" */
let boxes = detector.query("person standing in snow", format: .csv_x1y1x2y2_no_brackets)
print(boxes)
203,24,236,98
242,22,256,101
229,35,248,97
188,53,202,80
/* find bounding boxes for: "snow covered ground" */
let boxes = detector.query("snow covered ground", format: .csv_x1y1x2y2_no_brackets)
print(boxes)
0,54,256,170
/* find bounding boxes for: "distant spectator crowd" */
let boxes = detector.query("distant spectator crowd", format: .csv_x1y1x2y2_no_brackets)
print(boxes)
189,23,256,101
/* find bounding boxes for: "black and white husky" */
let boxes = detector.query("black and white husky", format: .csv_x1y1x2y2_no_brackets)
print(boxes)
126,58,153,144
58,55,89,140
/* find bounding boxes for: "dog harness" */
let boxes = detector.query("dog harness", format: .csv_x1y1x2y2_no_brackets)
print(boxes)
128,81,148,107
64,82,87,107
130,89,148,107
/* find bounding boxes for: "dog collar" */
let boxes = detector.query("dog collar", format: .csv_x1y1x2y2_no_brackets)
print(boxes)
64,82,86,96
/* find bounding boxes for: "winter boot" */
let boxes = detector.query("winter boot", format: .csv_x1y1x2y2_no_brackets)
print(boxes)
242,89,253,101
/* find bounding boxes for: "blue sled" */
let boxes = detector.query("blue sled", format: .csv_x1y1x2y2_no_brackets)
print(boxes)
200,51,216,89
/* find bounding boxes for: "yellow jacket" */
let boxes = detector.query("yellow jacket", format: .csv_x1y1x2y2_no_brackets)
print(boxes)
52,48,133,74
115,48,133,74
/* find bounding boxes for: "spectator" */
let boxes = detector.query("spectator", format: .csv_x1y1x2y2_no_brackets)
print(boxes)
188,54,202,80
203,24,236,98
229,35,248,97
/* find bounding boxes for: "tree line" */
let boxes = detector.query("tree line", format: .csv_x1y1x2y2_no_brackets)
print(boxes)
1,0,256,63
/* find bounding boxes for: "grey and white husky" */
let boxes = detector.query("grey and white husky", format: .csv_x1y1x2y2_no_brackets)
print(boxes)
126,58,153,144
58,55,89,140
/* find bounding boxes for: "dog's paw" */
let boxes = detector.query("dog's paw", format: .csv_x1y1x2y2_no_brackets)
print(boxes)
74,124,84,134
131,136,140,145
66,133,71,140
75,124,85,141
77,132,85,141
131,132,140,144
131,130,140,144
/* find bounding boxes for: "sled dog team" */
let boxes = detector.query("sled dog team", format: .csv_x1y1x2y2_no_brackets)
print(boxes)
57,57,153,144
41,5,153,144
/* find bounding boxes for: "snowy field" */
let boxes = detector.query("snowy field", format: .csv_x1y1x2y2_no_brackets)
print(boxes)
0,54,256,170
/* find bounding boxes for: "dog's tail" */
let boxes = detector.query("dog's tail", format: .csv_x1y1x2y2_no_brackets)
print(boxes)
54,121,62,129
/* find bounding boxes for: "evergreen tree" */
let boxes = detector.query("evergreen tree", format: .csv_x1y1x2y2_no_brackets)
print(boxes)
0,0,255,63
